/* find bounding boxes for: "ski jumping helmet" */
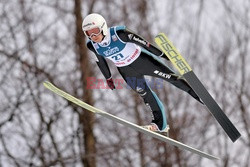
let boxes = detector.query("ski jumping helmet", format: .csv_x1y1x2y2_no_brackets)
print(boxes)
82,13,108,37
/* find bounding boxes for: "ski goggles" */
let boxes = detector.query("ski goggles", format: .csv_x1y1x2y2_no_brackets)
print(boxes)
85,27,102,38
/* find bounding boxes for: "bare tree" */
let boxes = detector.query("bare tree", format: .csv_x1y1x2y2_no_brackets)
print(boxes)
0,0,249,167
73,0,96,166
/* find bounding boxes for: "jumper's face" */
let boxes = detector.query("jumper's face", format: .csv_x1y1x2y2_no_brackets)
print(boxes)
85,27,103,43
90,33,103,43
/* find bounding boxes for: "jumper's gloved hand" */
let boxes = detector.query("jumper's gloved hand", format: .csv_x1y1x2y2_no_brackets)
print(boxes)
106,78,115,90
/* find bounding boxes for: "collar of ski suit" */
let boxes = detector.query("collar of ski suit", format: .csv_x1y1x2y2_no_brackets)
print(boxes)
98,30,111,47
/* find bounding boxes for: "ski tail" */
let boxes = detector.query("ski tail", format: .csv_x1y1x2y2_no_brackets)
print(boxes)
155,33,241,142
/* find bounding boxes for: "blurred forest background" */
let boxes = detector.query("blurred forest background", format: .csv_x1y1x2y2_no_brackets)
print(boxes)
0,0,249,166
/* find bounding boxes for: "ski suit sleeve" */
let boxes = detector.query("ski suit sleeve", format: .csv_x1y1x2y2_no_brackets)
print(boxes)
87,41,112,79
116,27,169,60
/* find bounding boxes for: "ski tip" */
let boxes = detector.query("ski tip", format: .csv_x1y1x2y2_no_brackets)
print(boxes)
43,81,53,89
155,32,165,37
43,81,49,87
155,33,164,41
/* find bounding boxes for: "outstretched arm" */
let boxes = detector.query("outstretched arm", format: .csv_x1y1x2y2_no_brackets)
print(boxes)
116,27,169,60
87,41,112,79
86,41,115,89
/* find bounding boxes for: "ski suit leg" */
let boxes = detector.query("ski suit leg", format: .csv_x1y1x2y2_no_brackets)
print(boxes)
118,66,167,131
133,53,202,103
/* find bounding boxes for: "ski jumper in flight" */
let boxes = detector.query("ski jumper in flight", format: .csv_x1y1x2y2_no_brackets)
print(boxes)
82,13,202,133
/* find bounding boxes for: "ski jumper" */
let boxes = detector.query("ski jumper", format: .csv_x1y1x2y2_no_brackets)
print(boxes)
86,26,201,131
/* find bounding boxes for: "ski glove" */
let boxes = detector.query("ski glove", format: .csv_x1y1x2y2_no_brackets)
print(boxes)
106,78,115,90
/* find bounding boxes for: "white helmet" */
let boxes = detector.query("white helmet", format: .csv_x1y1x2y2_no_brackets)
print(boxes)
82,13,108,36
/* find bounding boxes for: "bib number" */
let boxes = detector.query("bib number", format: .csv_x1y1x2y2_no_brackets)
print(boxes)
111,54,124,61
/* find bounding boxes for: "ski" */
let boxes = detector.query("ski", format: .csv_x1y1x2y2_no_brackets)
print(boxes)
155,33,241,142
43,81,219,160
